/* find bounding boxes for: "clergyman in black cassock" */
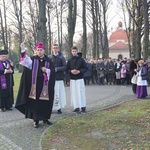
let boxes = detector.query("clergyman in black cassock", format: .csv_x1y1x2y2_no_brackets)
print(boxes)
15,42,55,128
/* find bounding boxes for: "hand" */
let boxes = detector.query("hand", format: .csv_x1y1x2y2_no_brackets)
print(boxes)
71,69,80,75
41,67,46,73
6,69,13,73
10,62,14,66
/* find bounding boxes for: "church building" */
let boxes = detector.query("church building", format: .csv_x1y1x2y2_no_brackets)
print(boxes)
109,21,130,59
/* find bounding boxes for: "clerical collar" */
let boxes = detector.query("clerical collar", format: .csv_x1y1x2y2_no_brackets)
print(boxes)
37,55,45,61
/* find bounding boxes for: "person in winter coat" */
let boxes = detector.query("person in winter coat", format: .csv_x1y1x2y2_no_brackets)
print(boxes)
130,58,139,94
114,59,121,85
15,42,55,128
83,60,92,85
120,61,126,85
105,57,115,85
66,46,88,113
136,60,148,98
96,58,105,85
49,44,67,114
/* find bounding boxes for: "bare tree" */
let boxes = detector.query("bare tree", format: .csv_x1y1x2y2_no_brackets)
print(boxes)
100,0,109,59
0,0,9,50
142,0,150,59
125,0,143,59
37,0,47,48
88,0,110,59
12,0,23,51
90,0,97,58
27,0,39,47
82,0,87,59
117,0,132,57
67,0,77,58
0,8,6,48
47,0,54,55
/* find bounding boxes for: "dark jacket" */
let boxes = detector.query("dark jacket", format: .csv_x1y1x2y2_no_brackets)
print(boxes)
49,52,66,80
67,56,88,80
106,61,115,73
139,64,148,80
91,63,97,76
96,62,105,74
83,62,91,78
130,60,138,76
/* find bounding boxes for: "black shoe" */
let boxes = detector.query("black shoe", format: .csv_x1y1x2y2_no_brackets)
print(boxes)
81,107,86,114
43,120,53,125
34,121,39,128
73,108,80,112
1,108,5,112
57,109,62,114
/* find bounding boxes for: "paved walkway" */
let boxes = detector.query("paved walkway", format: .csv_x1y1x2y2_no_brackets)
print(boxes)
0,84,149,150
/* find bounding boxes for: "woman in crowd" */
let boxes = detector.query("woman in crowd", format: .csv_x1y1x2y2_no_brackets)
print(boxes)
136,60,148,99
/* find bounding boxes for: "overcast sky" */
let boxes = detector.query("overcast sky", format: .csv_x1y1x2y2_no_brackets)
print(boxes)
73,0,125,40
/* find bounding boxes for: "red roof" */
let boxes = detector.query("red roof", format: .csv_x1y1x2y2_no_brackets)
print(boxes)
109,30,128,42
109,41,128,50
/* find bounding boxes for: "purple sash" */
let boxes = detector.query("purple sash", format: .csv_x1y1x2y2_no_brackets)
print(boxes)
0,61,7,89
29,59,50,100
39,61,50,100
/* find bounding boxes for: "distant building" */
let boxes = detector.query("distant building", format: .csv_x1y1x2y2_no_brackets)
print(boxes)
109,21,130,59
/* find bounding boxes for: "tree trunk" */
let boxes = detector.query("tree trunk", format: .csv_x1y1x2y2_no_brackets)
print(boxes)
82,0,87,59
3,0,8,50
28,0,38,47
12,0,23,52
142,0,149,59
0,8,5,48
91,0,96,59
95,0,100,59
102,0,109,59
47,4,52,55
37,0,47,50
67,0,77,59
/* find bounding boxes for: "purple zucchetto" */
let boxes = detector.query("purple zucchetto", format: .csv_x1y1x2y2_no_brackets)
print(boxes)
35,42,45,50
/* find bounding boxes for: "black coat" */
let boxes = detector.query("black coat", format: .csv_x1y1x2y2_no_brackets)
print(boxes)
15,55,55,120
49,52,66,80
67,56,88,80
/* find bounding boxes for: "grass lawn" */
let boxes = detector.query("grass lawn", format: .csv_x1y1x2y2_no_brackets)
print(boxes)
42,100,150,150
13,73,21,100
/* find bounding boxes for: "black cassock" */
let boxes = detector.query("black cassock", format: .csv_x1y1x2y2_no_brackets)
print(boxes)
15,55,55,121
0,61,13,109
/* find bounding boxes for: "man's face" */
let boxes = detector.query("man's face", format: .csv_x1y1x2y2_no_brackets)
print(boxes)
0,55,5,61
52,45,58,54
4,55,9,61
71,49,78,56
35,48,45,58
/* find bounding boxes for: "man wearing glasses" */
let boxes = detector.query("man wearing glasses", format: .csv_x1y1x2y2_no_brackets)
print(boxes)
49,44,67,114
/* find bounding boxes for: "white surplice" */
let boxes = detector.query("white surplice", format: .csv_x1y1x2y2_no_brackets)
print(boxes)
53,80,66,110
70,79,86,109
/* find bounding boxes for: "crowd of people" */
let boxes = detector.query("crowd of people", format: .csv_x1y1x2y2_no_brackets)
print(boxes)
0,42,149,128
76,57,149,87
66,57,150,98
